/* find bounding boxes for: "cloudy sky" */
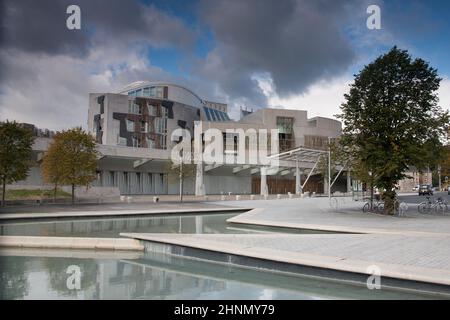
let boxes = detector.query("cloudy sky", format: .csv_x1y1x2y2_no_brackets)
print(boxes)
1,0,450,130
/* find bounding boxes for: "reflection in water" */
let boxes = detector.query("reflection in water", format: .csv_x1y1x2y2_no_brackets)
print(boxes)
0,254,306,300
0,213,247,238
0,251,447,300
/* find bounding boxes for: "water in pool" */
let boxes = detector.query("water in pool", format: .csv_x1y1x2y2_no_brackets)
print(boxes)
0,212,327,238
1,250,446,300
0,213,448,300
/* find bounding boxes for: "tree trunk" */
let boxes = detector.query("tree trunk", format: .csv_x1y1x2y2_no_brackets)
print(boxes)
179,163,183,203
71,184,75,205
370,175,374,211
383,189,396,215
53,182,58,203
1,177,6,207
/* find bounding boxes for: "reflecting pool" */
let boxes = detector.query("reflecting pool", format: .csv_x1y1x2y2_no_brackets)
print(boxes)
1,212,448,300
0,212,329,238
1,250,446,300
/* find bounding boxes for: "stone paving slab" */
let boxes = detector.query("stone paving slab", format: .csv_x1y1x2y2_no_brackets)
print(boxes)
223,198,450,236
121,232,450,286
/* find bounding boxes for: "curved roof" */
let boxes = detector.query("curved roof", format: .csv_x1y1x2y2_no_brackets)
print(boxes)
116,81,204,104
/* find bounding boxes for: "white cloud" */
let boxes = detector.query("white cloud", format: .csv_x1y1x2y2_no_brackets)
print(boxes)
259,75,352,120
438,77,450,111
258,74,450,122
0,48,170,130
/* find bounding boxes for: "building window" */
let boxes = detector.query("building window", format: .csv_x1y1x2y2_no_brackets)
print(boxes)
277,117,295,152
110,171,115,186
148,104,157,116
136,172,141,189
117,136,127,146
143,87,150,96
160,135,167,149
147,138,155,149
304,135,328,150
141,121,147,133
161,106,168,118
132,136,141,148
126,119,134,132
128,101,141,114
154,118,166,134
223,133,238,155
156,87,164,98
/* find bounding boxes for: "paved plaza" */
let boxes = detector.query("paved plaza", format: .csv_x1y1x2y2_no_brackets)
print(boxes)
121,195,450,287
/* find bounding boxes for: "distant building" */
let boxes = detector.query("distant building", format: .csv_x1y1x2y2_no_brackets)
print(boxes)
397,168,433,192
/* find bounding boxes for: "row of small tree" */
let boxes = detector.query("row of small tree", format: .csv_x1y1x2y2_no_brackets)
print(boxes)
0,125,98,206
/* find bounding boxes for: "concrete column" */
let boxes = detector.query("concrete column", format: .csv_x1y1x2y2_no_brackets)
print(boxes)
195,161,205,196
260,167,268,196
195,216,203,234
295,159,302,195
347,171,352,193
323,176,329,195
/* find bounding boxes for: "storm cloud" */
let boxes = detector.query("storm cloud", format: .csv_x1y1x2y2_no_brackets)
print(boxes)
197,0,364,107
0,0,370,129
0,0,195,56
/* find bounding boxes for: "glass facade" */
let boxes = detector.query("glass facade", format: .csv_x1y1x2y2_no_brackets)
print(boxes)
277,117,295,152
203,106,231,122
128,86,166,99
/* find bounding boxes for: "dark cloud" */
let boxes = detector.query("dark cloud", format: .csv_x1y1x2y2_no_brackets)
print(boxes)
0,0,195,57
198,0,362,104
0,0,368,128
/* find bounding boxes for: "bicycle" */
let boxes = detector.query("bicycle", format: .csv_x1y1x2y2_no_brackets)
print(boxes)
362,200,384,213
418,196,447,214
393,197,408,216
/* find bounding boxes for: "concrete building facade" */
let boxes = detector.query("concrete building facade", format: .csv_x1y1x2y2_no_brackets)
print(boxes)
14,81,345,197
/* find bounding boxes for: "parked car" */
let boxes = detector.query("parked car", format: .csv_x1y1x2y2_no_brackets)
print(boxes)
412,185,420,192
418,184,433,196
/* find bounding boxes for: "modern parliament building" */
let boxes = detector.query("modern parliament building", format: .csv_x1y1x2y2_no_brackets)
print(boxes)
21,81,347,197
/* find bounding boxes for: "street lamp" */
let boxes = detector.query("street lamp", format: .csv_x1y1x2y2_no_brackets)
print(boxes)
328,137,331,200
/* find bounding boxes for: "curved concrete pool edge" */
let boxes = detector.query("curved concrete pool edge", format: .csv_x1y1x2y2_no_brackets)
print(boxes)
120,232,450,292
0,235,144,251
0,207,251,221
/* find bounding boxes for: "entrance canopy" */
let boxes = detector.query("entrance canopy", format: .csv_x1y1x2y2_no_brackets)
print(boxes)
268,147,327,163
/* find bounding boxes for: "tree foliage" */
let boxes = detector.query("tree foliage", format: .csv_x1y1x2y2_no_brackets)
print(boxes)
338,47,449,213
41,137,66,201
41,127,98,203
0,121,35,206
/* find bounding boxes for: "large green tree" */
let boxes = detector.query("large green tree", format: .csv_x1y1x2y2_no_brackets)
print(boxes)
0,121,35,206
42,127,98,204
338,47,449,213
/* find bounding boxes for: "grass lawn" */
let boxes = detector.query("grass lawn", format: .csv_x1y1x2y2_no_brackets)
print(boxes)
5,189,71,201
